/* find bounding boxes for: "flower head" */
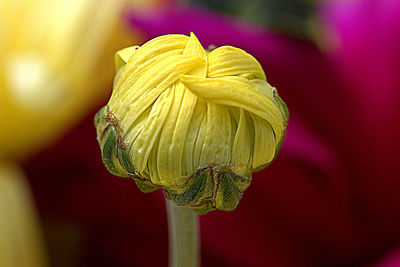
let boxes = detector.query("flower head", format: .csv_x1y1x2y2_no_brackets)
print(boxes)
95,33,288,213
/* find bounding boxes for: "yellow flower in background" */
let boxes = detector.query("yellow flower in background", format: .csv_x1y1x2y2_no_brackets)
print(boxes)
0,162,48,267
0,0,160,265
95,33,288,214
0,0,147,160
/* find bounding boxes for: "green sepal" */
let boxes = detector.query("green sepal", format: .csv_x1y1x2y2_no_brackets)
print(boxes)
134,179,159,193
216,172,241,211
170,172,208,206
192,202,213,215
164,189,172,200
274,130,286,159
275,94,289,124
165,166,250,214
117,147,135,174
101,126,121,176
94,106,106,129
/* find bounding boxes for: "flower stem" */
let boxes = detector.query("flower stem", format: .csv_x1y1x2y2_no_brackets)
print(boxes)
166,199,200,267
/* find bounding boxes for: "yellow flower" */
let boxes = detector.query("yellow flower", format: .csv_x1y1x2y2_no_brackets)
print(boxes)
0,162,48,267
95,33,288,214
0,0,141,160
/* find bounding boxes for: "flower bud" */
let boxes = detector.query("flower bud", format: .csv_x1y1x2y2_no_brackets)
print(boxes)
95,33,288,214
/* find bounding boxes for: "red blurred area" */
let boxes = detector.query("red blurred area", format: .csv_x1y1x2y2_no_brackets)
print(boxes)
22,0,400,266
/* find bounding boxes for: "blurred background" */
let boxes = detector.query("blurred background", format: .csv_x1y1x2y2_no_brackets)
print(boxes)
1,0,400,266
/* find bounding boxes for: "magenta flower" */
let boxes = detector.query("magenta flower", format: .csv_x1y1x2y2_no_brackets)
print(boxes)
23,1,400,266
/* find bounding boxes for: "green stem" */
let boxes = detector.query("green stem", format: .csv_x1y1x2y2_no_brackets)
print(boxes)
166,199,200,267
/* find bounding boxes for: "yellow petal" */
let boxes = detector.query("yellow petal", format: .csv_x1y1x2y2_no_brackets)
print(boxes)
208,46,266,80
167,86,198,179
111,48,184,104
250,114,275,168
198,102,232,168
110,54,203,134
131,86,174,173
156,83,186,185
115,45,139,73
117,34,189,87
183,32,208,77
231,109,252,171
179,74,284,145
182,98,207,176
